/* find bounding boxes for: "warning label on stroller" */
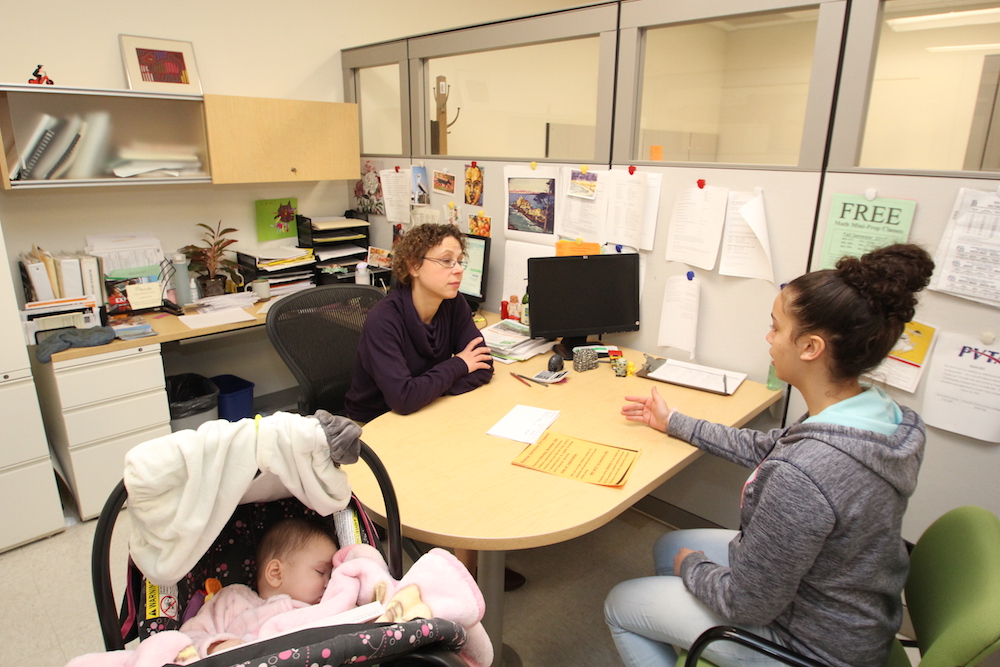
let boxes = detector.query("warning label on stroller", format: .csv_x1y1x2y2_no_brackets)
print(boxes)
145,581,179,620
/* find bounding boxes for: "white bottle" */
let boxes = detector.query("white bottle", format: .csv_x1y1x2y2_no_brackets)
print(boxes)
172,253,192,307
355,262,370,285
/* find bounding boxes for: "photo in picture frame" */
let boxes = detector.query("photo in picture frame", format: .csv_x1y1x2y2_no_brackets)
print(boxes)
119,35,203,94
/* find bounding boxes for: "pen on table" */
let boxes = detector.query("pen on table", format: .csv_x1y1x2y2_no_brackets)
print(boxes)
516,372,549,388
510,372,532,387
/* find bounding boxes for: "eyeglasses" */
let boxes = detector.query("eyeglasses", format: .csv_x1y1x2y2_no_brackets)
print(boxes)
422,256,468,270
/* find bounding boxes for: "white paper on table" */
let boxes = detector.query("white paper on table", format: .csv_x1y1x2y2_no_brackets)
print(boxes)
556,167,609,243
178,308,257,330
504,164,559,245
379,168,412,224
929,187,1000,307
719,190,774,282
664,184,729,270
501,240,556,305
657,274,700,359
920,331,1000,443
487,405,560,444
605,169,646,249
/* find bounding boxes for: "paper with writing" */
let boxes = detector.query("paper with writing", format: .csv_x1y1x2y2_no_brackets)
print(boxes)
513,430,639,487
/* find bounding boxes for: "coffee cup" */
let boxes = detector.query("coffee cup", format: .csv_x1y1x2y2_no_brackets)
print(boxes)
246,278,270,300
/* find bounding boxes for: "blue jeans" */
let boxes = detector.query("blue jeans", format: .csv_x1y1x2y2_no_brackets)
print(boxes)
605,529,789,667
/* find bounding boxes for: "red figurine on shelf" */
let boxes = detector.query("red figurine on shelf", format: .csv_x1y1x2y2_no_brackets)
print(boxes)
29,65,55,85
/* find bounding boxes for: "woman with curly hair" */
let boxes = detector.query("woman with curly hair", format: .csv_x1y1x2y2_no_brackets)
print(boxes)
346,223,493,424
606,244,936,667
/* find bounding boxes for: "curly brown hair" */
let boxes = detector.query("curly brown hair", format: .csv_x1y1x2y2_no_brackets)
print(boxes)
785,243,935,381
391,223,466,286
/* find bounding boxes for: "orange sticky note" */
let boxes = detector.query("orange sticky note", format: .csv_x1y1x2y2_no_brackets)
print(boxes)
556,240,601,256
649,145,664,161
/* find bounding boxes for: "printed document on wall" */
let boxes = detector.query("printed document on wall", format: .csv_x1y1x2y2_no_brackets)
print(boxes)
719,189,774,282
921,331,1000,443
378,168,411,224
867,320,936,393
664,185,728,270
819,194,914,270
605,169,646,249
929,187,1000,308
657,274,700,359
556,167,608,243
502,240,555,307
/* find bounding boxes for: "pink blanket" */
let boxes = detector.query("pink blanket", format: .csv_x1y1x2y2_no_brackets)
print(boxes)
67,546,492,667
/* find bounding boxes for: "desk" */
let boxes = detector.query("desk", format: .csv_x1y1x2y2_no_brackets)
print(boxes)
346,345,780,665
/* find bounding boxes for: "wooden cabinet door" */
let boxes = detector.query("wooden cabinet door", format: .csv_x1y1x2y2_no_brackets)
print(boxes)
204,95,360,184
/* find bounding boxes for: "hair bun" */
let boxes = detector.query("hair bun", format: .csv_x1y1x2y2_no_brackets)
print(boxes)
835,244,935,324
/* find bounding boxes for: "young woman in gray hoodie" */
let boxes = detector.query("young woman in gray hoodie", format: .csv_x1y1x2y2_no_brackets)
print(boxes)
606,244,935,667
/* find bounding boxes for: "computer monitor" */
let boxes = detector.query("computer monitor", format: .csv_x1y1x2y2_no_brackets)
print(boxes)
459,233,491,310
527,253,640,358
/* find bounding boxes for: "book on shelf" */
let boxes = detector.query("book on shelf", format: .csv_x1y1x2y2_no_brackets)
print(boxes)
52,253,84,298
30,115,85,181
18,114,60,180
75,253,105,303
66,111,111,180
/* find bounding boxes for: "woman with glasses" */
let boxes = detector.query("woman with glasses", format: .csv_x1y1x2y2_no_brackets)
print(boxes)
345,223,493,424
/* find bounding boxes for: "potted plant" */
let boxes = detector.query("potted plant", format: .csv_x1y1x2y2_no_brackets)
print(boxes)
181,221,242,297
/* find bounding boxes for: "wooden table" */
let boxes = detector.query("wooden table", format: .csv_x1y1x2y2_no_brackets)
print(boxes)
345,345,780,666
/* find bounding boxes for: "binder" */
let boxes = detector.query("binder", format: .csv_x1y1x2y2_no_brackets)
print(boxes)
31,116,84,180
18,253,56,301
53,254,84,299
76,253,104,301
29,246,61,298
19,114,59,180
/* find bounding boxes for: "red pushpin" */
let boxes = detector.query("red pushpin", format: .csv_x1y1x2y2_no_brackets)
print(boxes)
697,179,706,189
395,166,400,173
628,165,636,175
471,161,477,168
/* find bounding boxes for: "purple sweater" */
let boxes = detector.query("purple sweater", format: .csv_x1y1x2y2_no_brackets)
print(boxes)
345,285,493,423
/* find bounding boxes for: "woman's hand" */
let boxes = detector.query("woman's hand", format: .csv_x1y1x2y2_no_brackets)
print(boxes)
457,336,492,373
622,387,673,433
674,548,704,574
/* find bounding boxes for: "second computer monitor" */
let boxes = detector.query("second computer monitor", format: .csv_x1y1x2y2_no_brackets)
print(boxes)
459,233,491,310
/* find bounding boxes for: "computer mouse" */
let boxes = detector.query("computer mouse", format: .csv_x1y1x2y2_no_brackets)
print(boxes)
548,354,564,372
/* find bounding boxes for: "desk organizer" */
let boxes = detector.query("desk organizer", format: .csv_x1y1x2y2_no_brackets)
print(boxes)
211,374,255,421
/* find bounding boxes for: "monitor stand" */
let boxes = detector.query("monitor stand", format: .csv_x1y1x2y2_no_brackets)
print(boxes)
553,336,598,360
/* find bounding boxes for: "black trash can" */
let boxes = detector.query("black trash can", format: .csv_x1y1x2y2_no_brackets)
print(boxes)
166,373,220,432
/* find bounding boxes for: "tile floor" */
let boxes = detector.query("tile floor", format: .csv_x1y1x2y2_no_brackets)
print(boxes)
0,505,663,667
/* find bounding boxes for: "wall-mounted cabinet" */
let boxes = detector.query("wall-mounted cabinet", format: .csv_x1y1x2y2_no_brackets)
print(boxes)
1,84,210,189
0,85,361,188
203,95,360,184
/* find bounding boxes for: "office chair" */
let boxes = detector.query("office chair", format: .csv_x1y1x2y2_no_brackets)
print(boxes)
681,505,1000,667
266,284,385,415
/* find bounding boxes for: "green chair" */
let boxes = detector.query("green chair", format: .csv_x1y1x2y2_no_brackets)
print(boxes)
679,505,1000,667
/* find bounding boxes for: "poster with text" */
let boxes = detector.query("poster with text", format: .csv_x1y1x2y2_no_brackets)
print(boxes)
819,194,914,269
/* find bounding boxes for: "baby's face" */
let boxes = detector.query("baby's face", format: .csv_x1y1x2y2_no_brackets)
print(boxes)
278,535,337,605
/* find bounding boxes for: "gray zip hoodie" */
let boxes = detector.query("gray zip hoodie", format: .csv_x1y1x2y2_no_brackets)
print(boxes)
668,407,925,667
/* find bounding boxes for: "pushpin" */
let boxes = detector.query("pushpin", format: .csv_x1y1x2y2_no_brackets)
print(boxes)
530,161,537,170
865,188,877,201
628,166,636,175
471,161,477,168
686,271,695,281
697,179,706,189
581,165,588,174
615,244,622,253
448,202,455,209
395,165,400,173
575,237,583,245
983,331,996,345
479,210,485,217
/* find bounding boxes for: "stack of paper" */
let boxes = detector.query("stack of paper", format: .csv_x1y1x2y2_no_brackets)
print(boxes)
481,319,553,363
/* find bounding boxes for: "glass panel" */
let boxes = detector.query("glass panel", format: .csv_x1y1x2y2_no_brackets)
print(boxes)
638,9,819,165
358,64,402,155
861,0,1000,171
426,37,600,159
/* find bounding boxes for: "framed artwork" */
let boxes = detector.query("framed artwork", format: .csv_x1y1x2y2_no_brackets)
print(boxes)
119,35,203,94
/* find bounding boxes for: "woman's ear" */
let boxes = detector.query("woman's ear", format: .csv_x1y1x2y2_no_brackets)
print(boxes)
799,333,827,362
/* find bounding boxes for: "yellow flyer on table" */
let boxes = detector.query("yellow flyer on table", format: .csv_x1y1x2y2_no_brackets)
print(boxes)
513,430,639,487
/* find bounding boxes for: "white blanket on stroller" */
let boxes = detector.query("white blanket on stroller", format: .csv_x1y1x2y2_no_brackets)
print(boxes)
125,412,353,585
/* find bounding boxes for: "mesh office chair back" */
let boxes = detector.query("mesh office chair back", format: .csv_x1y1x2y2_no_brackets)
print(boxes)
266,284,385,415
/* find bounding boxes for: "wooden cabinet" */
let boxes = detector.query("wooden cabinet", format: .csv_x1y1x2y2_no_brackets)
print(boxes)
203,95,360,184
32,344,172,520
1,85,361,188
